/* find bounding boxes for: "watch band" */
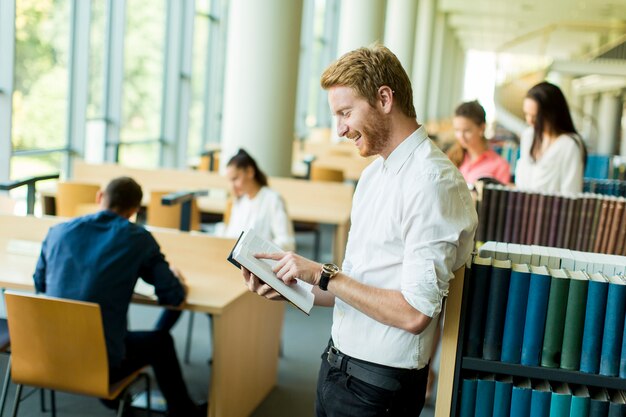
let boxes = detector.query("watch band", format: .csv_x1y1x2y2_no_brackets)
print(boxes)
319,263,339,291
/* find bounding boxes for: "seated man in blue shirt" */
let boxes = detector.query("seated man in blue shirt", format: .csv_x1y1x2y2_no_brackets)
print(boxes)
34,176,205,417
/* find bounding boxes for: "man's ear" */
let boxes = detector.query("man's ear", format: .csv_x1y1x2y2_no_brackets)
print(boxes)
95,190,103,204
378,86,394,114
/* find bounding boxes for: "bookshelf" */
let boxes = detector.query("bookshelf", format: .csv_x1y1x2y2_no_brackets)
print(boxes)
441,245,626,416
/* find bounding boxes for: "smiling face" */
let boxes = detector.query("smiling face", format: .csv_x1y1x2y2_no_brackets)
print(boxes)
453,115,485,152
328,86,390,158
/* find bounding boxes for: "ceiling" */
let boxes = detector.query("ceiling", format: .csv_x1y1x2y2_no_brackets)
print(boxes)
439,0,626,59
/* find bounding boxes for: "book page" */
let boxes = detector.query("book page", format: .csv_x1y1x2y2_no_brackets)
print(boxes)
232,229,314,314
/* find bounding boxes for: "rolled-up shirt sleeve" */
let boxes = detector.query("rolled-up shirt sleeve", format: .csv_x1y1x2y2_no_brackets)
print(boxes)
400,172,476,318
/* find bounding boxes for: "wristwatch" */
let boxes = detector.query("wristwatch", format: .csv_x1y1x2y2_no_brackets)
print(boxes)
318,263,340,291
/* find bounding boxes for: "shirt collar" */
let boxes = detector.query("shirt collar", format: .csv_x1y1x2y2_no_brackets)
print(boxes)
382,125,429,175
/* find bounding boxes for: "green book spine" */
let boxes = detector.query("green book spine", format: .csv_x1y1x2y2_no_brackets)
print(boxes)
541,270,571,368
560,276,589,370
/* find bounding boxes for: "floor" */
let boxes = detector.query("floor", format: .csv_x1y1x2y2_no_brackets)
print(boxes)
0,225,438,417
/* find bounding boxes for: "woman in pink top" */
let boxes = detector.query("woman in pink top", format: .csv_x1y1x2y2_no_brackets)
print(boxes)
447,100,511,185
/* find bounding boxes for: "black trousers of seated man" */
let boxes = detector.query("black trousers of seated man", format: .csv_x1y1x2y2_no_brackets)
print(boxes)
108,330,200,417
315,348,429,417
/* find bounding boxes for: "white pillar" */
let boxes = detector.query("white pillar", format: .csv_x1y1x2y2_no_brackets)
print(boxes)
581,94,600,152
383,0,417,75
0,0,15,181
597,91,623,155
220,0,303,177
411,0,436,122
453,41,466,108
426,12,446,122
437,26,455,119
336,0,386,57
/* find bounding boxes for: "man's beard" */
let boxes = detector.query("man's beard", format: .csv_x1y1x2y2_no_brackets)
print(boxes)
357,113,390,157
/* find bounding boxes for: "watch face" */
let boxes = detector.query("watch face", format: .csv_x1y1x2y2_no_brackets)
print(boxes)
323,263,339,275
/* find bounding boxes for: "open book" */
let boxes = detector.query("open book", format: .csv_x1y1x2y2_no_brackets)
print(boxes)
228,229,315,315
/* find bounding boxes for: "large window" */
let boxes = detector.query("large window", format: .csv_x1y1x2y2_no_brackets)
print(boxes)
118,0,167,168
11,0,71,179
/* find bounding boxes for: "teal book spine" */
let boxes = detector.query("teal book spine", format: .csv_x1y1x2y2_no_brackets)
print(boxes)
501,265,531,364
570,387,590,417
521,266,552,366
474,376,495,417
561,271,589,370
530,381,552,417
550,383,572,417
600,276,626,377
493,377,513,417
459,377,478,417
510,380,532,417
541,269,571,368
580,275,609,374
482,260,512,361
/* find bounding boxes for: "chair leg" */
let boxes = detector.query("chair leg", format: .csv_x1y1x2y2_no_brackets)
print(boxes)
184,311,195,364
116,391,126,417
39,389,45,412
143,373,151,417
50,391,56,417
10,384,22,417
0,357,11,417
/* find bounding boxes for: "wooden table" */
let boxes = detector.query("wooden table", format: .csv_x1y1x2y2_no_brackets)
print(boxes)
0,214,284,417
50,161,354,265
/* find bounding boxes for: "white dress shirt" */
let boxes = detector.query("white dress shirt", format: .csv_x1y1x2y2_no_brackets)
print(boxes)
515,127,584,194
223,186,295,251
332,126,478,369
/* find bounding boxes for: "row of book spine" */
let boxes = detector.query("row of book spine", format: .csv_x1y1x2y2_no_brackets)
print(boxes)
465,257,626,376
476,185,626,256
584,179,626,198
459,374,625,417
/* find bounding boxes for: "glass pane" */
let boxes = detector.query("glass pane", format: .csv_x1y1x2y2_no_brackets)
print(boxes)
188,14,210,160
10,153,63,215
120,0,166,142
87,0,107,119
13,0,71,151
118,142,159,168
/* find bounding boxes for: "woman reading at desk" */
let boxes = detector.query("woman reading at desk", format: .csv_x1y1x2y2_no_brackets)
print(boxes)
155,149,295,331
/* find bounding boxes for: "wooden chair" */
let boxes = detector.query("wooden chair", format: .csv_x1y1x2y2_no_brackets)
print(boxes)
146,191,201,231
310,165,345,183
55,182,101,217
294,165,344,260
4,291,151,417
198,152,220,172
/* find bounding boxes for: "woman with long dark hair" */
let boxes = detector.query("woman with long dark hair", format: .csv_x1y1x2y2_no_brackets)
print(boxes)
515,81,587,193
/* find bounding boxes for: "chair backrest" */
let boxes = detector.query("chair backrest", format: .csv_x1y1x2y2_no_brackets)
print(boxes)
4,291,110,397
198,153,220,172
56,182,101,217
310,164,344,183
146,190,201,231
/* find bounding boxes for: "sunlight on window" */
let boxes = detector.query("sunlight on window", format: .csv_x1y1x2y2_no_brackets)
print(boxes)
462,50,496,124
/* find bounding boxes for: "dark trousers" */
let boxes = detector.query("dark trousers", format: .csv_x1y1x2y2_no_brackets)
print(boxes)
315,347,429,417
109,330,196,416
155,309,183,332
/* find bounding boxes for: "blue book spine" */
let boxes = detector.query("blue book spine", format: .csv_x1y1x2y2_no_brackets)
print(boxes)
459,378,478,417
510,385,532,417
581,280,609,374
521,271,551,366
465,262,492,357
600,282,626,376
493,380,513,417
530,389,552,417
483,263,512,361
475,378,495,417
551,392,573,417
501,268,531,363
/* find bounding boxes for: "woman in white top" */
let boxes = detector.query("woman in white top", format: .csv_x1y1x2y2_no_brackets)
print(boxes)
223,149,295,251
515,81,587,194
155,149,294,331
